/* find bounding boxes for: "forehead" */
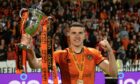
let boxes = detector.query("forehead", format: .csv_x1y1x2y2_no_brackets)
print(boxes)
69,27,85,32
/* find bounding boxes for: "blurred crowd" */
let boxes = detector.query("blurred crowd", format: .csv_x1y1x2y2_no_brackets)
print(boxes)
0,0,140,71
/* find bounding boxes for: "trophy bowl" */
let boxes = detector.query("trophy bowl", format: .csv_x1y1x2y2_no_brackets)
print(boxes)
24,8,45,36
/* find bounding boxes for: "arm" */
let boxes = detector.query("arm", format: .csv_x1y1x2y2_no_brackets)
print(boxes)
27,48,42,69
21,33,41,69
98,39,118,77
21,16,52,69
21,33,59,83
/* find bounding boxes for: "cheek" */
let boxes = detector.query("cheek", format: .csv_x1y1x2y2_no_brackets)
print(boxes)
68,36,72,42
82,35,86,40
69,36,74,41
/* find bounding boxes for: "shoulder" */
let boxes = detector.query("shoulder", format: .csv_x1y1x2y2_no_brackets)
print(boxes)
84,47,101,56
85,47,99,53
53,49,68,63
85,47,104,64
53,49,68,57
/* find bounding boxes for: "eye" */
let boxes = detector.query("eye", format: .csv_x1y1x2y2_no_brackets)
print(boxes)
79,32,84,34
71,32,76,34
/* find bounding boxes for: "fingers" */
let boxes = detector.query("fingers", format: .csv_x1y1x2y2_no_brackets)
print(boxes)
99,37,110,50
99,39,107,46
20,33,33,49
103,36,107,40
40,16,48,26
99,40,107,50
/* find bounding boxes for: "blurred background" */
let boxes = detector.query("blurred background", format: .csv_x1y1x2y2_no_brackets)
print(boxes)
0,0,139,74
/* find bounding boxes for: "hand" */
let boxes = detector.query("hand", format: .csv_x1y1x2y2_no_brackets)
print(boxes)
40,16,48,26
99,39,112,52
20,33,33,49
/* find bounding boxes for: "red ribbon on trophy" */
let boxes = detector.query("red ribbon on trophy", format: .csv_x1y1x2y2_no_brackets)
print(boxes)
41,16,58,84
40,17,48,84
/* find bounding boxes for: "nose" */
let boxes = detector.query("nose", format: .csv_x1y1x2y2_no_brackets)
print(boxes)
75,34,81,39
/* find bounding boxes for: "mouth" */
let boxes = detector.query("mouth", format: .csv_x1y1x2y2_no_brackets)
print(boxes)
74,39,81,42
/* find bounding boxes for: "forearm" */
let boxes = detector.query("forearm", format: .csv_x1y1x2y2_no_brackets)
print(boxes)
27,49,41,69
108,48,118,77
20,33,41,69
99,39,118,77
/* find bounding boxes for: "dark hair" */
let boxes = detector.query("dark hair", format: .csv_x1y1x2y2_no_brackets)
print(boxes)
70,22,85,29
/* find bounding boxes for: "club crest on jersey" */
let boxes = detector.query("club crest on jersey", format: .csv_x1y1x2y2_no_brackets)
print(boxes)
86,55,93,60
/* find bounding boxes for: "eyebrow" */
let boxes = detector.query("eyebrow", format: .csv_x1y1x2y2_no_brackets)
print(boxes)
71,31,84,33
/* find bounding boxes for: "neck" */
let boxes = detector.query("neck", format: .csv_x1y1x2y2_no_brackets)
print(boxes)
70,45,83,54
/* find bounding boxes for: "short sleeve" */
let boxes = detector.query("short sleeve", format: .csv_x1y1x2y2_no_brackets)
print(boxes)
53,50,61,64
53,50,67,64
92,49,105,65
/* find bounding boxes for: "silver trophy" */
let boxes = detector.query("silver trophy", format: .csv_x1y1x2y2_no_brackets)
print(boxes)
19,0,45,36
18,0,46,49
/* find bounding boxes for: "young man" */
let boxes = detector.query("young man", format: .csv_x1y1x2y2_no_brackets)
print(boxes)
21,22,118,84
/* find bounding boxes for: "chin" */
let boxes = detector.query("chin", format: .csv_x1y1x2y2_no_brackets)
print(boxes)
73,44,82,47
71,41,83,47
74,45,81,47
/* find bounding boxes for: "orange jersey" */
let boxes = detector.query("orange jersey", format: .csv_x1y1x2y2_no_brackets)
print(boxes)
53,46,104,84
